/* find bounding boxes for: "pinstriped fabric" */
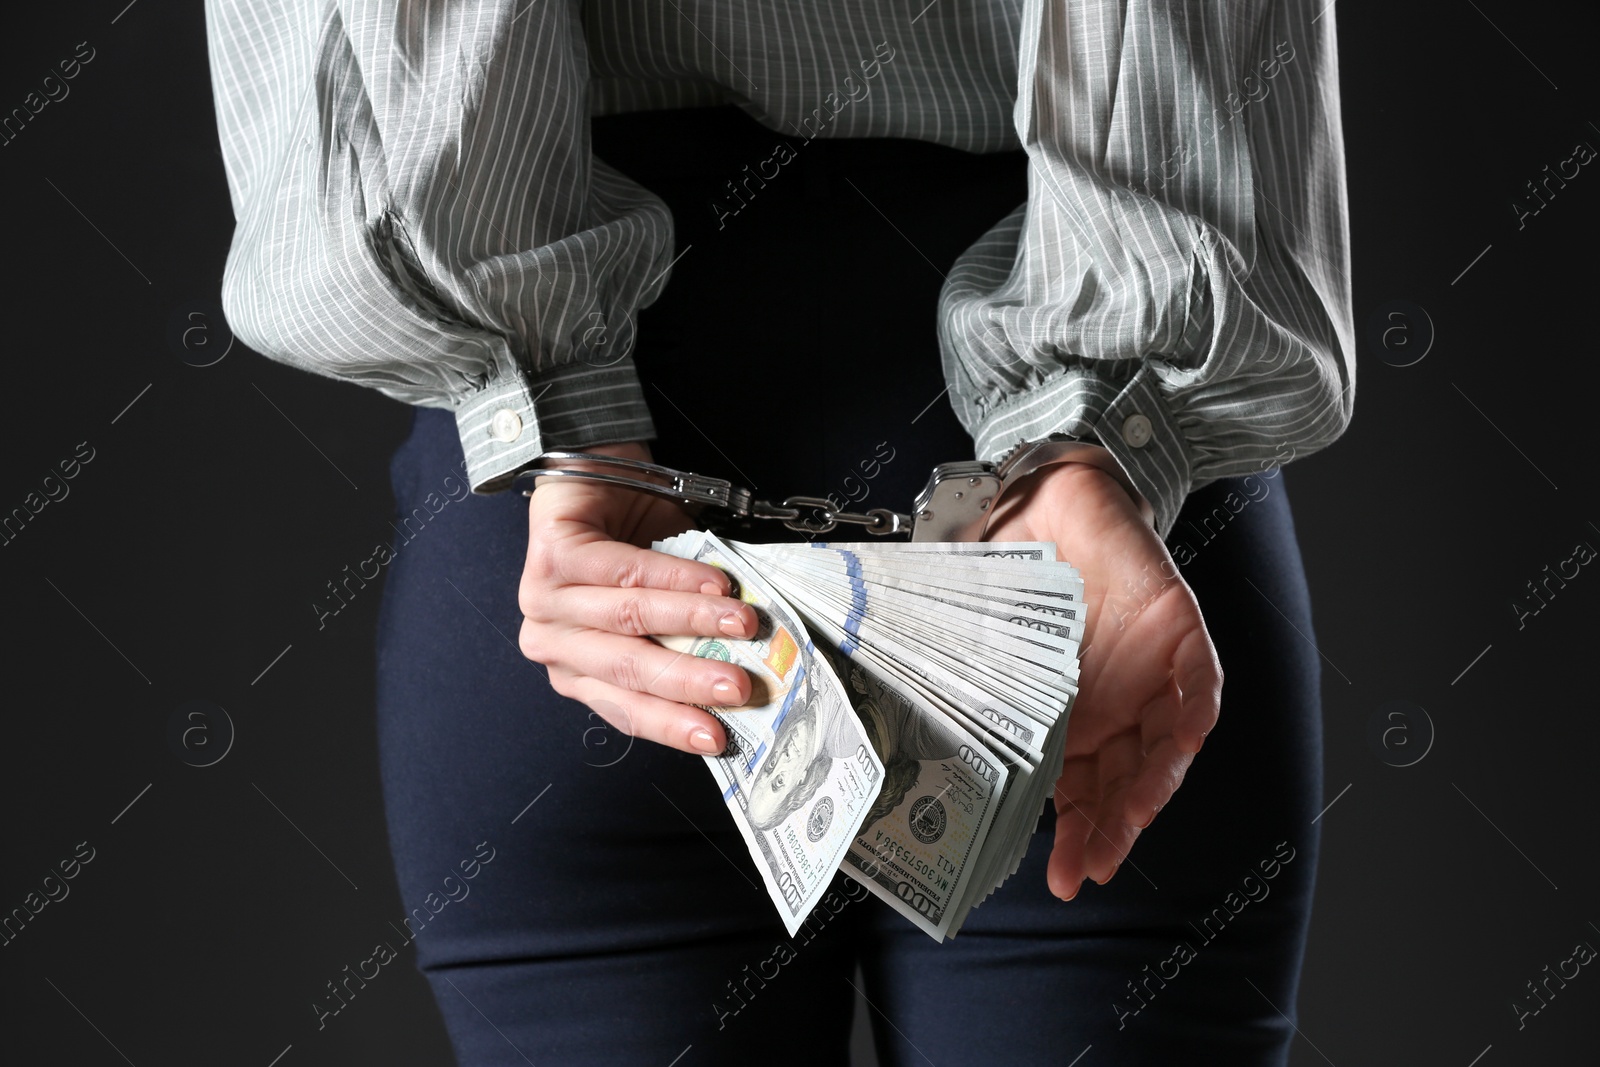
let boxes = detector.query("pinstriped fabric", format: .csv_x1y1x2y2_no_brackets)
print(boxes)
204,0,1352,533
942,0,1352,536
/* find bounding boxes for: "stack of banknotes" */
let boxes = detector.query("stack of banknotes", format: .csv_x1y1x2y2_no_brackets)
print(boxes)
653,530,1083,941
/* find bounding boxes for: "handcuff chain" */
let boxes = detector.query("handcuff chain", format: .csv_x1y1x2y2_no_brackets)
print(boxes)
773,495,909,536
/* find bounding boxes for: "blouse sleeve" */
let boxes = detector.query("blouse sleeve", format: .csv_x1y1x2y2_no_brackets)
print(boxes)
937,0,1355,539
204,0,672,491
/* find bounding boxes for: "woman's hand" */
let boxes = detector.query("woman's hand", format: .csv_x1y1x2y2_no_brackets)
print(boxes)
982,462,1223,900
517,441,758,755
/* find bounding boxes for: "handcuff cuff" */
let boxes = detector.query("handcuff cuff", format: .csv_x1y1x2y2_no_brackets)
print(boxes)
511,435,1153,541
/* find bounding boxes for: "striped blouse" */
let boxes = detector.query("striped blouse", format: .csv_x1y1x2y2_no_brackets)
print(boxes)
203,0,1353,539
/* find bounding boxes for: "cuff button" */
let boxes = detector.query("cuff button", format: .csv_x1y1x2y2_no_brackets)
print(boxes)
1121,413,1153,449
490,409,524,443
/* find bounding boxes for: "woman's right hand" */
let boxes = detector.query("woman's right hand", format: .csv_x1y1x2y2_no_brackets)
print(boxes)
517,441,758,755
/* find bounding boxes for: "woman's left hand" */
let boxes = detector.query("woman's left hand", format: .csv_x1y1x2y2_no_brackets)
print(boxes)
981,462,1223,900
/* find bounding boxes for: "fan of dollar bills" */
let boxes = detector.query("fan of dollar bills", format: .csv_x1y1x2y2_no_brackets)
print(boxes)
653,531,1083,941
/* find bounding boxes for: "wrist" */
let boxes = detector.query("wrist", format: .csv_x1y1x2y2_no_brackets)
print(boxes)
1006,460,1123,511
994,438,1156,532
571,440,654,467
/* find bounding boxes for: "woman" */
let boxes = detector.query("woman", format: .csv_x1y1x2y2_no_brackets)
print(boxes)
206,1,1350,1061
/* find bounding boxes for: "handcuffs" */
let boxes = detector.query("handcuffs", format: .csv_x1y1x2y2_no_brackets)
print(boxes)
513,435,1151,541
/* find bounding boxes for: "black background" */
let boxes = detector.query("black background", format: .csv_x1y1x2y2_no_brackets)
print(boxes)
2,2,1597,1065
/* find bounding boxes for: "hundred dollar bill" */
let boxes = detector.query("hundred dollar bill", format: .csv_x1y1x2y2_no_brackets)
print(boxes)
744,548,1075,729
649,532,1082,940
746,547,1082,692
746,540,1077,933
746,542,1087,643
740,556,1011,940
808,638,1009,941
820,540,1061,562
652,531,885,938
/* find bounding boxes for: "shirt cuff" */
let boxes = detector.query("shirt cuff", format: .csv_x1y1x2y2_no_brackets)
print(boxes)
969,361,1192,541
455,350,658,493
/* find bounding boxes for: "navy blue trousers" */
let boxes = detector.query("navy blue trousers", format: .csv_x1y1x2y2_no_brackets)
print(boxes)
373,107,1323,1065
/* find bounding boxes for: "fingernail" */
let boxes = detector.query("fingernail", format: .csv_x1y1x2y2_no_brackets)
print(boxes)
712,678,740,703
719,612,747,637
690,728,722,754
700,580,725,596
